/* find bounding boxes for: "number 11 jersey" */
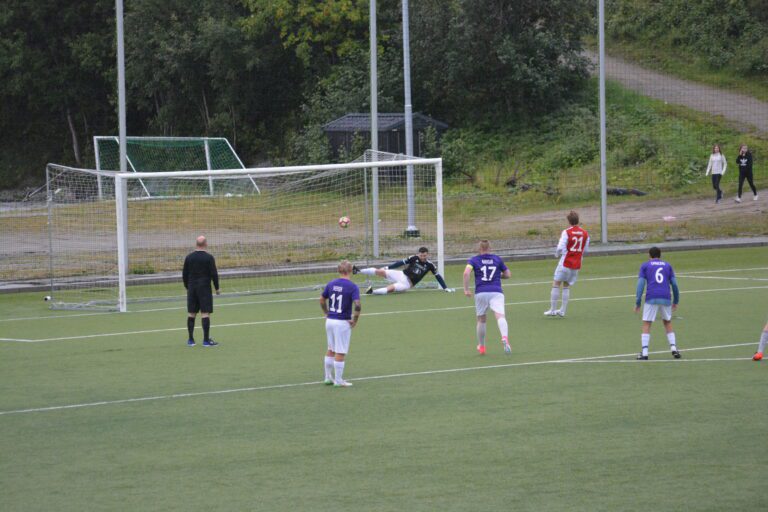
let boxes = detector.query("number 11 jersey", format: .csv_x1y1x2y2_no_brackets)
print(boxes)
322,278,360,321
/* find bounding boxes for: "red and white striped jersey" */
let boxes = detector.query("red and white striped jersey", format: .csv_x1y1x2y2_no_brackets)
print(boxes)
556,225,590,270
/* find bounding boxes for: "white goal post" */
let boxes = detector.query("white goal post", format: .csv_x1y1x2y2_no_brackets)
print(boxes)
46,154,444,311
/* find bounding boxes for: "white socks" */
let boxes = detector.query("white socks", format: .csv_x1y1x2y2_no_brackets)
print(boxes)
333,360,345,383
497,317,508,339
476,322,486,346
560,288,570,314
550,287,560,311
373,287,388,295
667,332,677,351
641,333,650,356
758,331,768,354
360,268,376,276
324,356,335,381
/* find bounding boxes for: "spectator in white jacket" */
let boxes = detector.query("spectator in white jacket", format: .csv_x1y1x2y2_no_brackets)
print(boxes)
705,144,727,204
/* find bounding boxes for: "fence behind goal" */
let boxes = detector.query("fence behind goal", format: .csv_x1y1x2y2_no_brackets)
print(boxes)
45,153,443,311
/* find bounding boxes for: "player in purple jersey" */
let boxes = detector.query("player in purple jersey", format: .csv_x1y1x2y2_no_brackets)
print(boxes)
634,247,681,360
320,261,361,387
463,240,512,355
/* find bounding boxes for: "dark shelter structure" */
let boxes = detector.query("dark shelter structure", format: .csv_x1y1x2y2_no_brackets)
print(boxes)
323,113,449,158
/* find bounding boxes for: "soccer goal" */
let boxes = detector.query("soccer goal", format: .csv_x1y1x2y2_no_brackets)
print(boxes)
93,136,258,198
45,152,444,311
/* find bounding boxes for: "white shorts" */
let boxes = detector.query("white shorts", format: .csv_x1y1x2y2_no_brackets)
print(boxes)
326,318,352,354
385,269,412,292
642,303,672,322
475,292,506,316
553,264,579,285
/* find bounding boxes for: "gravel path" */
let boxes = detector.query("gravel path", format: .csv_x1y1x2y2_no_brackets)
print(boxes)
585,51,768,133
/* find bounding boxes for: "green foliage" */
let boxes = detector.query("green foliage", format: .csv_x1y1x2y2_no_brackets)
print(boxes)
440,78,768,201
241,0,369,70
607,0,768,77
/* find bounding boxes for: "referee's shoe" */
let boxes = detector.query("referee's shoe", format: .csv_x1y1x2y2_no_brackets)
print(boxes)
203,339,219,347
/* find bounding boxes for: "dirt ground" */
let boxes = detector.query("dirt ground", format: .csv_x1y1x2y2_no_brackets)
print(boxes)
503,194,767,227
584,51,768,134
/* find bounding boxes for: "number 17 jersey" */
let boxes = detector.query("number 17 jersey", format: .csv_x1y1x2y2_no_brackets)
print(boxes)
467,254,508,294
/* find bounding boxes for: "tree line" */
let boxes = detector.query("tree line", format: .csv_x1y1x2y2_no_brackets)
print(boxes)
1,0,595,189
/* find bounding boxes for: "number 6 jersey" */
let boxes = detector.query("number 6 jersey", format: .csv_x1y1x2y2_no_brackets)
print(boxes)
638,259,675,303
557,225,590,270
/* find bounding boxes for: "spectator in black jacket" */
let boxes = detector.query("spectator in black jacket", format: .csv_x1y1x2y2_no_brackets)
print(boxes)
735,144,758,202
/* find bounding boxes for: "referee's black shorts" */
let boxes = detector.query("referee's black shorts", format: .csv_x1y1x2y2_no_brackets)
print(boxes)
187,286,214,314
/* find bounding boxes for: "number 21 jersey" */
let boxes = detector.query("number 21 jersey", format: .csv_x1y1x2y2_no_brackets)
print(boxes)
558,226,589,270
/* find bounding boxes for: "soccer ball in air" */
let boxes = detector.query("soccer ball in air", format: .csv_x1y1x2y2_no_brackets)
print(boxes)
338,216,351,229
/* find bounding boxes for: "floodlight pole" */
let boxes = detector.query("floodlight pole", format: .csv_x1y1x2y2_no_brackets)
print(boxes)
598,0,608,243
402,0,419,237
116,0,127,175
115,0,129,310
370,0,380,257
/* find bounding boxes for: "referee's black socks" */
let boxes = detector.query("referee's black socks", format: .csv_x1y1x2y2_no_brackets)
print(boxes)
202,317,211,341
187,317,195,341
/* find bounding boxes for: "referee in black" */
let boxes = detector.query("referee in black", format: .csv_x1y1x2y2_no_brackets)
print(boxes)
183,235,220,347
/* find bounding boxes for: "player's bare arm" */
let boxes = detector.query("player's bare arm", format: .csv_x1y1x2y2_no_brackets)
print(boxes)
350,300,361,327
320,296,329,317
463,265,473,297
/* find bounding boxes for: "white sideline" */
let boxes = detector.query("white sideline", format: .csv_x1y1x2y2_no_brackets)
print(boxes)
0,342,756,417
3,284,768,344
3,266,766,324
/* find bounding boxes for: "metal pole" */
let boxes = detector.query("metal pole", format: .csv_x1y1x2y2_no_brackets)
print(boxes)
402,0,418,237
46,167,55,303
370,0,380,257
435,160,444,277
598,0,608,243
93,136,103,199
116,0,127,175
204,139,214,196
115,175,129,312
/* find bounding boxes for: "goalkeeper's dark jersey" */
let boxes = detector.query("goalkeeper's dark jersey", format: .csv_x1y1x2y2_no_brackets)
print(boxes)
183,250,219,290
399,255,438,286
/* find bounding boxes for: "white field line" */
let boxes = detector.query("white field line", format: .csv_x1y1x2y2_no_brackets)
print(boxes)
677,275,768,282
3,266,767,324
4,285,768,344
0,337,33,342
559,358,750,364
0,342,755,417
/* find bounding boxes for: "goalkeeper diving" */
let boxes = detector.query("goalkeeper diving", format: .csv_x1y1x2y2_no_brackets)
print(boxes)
354,247,454,295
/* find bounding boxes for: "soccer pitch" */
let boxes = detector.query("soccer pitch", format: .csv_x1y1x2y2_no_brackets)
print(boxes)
1,247,767,511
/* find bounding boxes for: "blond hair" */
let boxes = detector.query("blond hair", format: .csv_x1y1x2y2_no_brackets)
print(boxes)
338,260,353,275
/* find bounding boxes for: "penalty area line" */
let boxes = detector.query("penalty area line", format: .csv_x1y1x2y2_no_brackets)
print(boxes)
5,285,768,343
0,342,755,417
4,266,767,324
